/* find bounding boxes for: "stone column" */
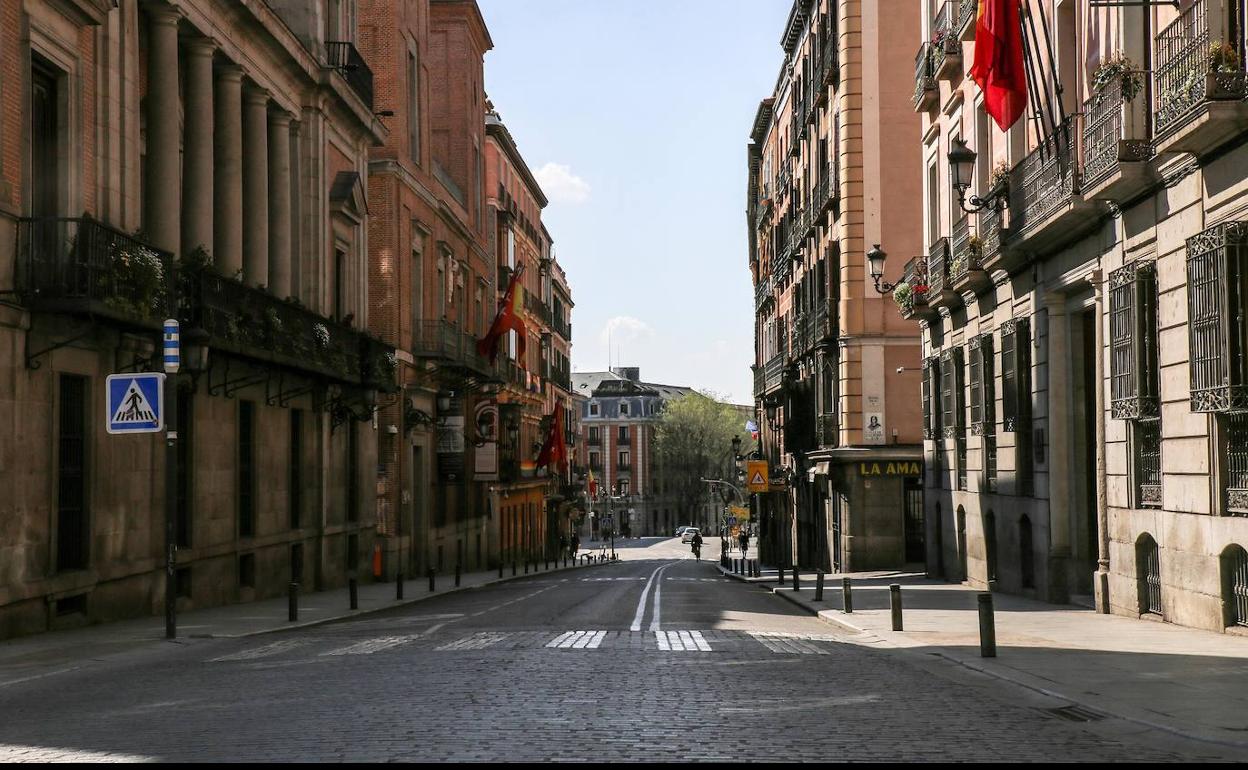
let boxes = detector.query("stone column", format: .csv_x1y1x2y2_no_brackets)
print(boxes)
267,110,293,299
1092,270,1111,613
1045,299,1072,602
181,37,215,260
213,64,244,278
143,4,182,255
242,86,270,288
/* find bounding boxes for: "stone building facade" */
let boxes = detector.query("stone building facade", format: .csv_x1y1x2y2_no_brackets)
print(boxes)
748,0,925,573
907,0,1248,632
0,0,393,637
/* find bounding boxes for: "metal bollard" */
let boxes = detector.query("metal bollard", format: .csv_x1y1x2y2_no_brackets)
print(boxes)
455,563,461,588
564,554,568,569
978,592,997,658
524,560,529,574
512,561,517,576
890,583,903,631
498,562,504,579
349,577,358,610
754,560,761,578
396,570,404,600
815,570,825,602
288,582,299,622
778,566,785,586
427,568,435,593
842,577,853,613
793,568,801,593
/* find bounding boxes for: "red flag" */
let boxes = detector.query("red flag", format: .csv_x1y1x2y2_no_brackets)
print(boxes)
969,0,1028,131
476,264,528,366
535,402,568,474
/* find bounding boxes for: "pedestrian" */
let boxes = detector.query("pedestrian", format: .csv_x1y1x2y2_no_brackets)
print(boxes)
559,533,567,559
739,529,750,557
570,532,580,560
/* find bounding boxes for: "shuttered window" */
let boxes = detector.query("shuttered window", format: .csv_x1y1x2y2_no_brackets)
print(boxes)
922,356,940,439
1110,260,1159,420
970,333,995,435
940,347,964,437
1001,318,1031,433
1187,222,1248,413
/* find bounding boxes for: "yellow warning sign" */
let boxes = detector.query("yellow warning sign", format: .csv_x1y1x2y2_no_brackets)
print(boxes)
746,461,769,493
729,505,750,522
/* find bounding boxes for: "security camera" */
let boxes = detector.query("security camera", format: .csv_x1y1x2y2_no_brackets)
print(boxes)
896,366,905,374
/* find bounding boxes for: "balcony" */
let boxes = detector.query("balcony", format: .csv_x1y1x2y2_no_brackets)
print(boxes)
410,320,498,382
497,264,512,288
182,268,370,385
991,121,1099,273
913,43,938,112
763,354,785,393
957,0,978,41
524,292,552,325
819,29,839,88
814,169,837,214
616,434,632,446
1081,77,1156,202
931,2,963,81
755,275,774,310
616,463,632,473
16,217,172,331
896,256,937,322
948,214,991,294
816,413,838,449
925,237,959,308
325,41,374,110
753,365,765,398
1152,0,1248,157
552,314,572,342
790,110,802,154
587,433,602,447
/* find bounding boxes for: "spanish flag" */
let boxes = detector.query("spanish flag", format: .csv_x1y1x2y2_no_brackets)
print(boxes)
476,264,528,366
587,468,598,499
535,402,568,474
968,0,1028,131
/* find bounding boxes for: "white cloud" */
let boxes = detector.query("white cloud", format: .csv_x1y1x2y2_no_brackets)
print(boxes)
535,162,591,204
598,316,654,349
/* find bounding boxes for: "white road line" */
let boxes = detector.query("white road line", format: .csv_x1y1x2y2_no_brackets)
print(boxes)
322,635,421,656
656,632,671,651
689,631,712,652
572,631,595,649
546,631,576,648
629,564,669,632
586,630,607,649
562,631,586,649
209,640,307,662
649,568,665,632
434,632,509,651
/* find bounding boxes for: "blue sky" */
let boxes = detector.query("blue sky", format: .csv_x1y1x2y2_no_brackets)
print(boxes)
478,0,791,405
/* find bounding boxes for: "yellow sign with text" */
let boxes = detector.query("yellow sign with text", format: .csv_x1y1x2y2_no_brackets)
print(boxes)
729,505,750,522
858,461,922,477
746,461,769,493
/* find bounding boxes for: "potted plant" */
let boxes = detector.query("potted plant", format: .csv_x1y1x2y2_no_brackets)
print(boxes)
893,281,915,315
987,161,1010,196
1092,53,1142,103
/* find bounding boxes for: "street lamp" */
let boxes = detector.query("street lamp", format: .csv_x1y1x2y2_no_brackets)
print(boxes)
731,434,742,461
867,243,899,295
948,138,1002,213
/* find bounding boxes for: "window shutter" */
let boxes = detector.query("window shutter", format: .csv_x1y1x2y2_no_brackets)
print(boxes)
1110,260,1158,420
1001,323,1017,431
940,349,956,437
972,333,994,435
922,356,937,439
1187,222,1248,412
954,347,966,432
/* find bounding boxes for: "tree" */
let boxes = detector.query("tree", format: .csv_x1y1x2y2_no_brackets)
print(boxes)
654,391,743,529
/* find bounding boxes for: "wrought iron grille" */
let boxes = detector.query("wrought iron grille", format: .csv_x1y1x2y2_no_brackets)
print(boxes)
326,41,374,110
816,413,838,448
980,197,1004,259
1135,419,1163,508
1110,261,1160,419
764,354,786,391
985,434,998,492
1227,413,1248,514
957,436,968,491
957,0,978,37
1153,0,1246,138
1007,121,1079,237
1227,546,1248,627
931,2,960,74
16,217,172,327
928,237,950,297
1186,222,1248,412
970,333,994,435
913,42,936,108
949,215,978,284
922,356,941,440
1139,536,1163,615
1082,79,1153,188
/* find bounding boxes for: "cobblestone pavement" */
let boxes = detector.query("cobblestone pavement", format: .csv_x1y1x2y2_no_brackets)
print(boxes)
0,542,1217,761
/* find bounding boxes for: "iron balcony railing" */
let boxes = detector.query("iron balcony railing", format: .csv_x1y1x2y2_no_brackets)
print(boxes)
552,314,572,341
616,434,632,446
755,275,773,308
1083,77,1155,189
763,354,785,392
410,320,498,381
1006,120,1080,239
930,2,961,76
524,292,552,325
1153,0,1247,139
819,26,839,87
957,0,978,39
980,194,1004,259
587,433,602,447
927,236,951,298
16,217,173,328
948,214,980,284
913,42,937,109
816,413,838,448
325,41,374,110
897,256,930,318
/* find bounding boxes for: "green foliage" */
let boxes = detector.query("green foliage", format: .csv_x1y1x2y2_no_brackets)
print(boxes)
102,238,164,319
1092,53,1142,103
893,281,914,314
654,391,745,518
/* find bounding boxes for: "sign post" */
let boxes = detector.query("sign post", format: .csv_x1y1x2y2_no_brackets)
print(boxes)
162,319,179,640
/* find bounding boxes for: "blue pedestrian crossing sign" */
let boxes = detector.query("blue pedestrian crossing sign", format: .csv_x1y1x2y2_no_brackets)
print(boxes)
106,373,165,434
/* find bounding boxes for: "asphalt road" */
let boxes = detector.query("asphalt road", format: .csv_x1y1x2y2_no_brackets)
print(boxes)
0,538,1213,761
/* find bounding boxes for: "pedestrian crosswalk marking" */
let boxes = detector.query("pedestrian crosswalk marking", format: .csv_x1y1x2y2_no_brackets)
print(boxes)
546,630,607,649
749,632,832,655
434,632,511,651
655,630,711,652
209,640,308,662
322,635,422,656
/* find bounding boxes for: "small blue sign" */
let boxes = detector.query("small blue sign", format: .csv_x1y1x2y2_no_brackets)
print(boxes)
106,373,165,435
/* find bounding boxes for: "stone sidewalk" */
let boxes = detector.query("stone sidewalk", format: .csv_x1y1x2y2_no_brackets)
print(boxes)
0,557,607,678
722,565,1248,753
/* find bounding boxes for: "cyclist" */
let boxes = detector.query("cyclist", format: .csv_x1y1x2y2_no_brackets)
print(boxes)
691,530,704,561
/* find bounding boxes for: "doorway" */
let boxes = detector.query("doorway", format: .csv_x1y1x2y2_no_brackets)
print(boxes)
903,478,925,563
1071,307,1099,595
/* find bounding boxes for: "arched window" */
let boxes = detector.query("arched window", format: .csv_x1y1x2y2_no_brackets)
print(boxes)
1222,545,1248,628
1019,515,1035,589
1137,533,1162,616
983,510,998,583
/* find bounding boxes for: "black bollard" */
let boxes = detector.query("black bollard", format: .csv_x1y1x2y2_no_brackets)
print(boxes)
524,560,529,574
815,570,825,602
978,592,997,658
512,561,517,576
455,562,461,588
890,583,903,631
396,570,404,600
842,577,853,613
793,567,801,593
499,562,504,579
349,577,358,610
288,582,299,622
427,567,435,593
753,560,761,578
778,566,785,586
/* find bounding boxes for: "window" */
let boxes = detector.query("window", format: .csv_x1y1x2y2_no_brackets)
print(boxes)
1224,414,1248,514
1222,545,1248,628
57,374,88,572
411,227,424,335
940,347,966,490
31,56,61,217
1137,533,1162,616
970,333,996,490
620,402,629,416
347,421,358,523
588,426,600,444
974,102,991,198
407,48,420,163
618,451,630,469
1109,260,1159,419
333,247,346,321
923,356,943,483
617,479,630,496
1001,318,1033,496
590,402,599,416
589,452,600,470
1186,222,1248,413
925,154,939,249
618,425,630,443
1134,419,1162,508
238,401,255,537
